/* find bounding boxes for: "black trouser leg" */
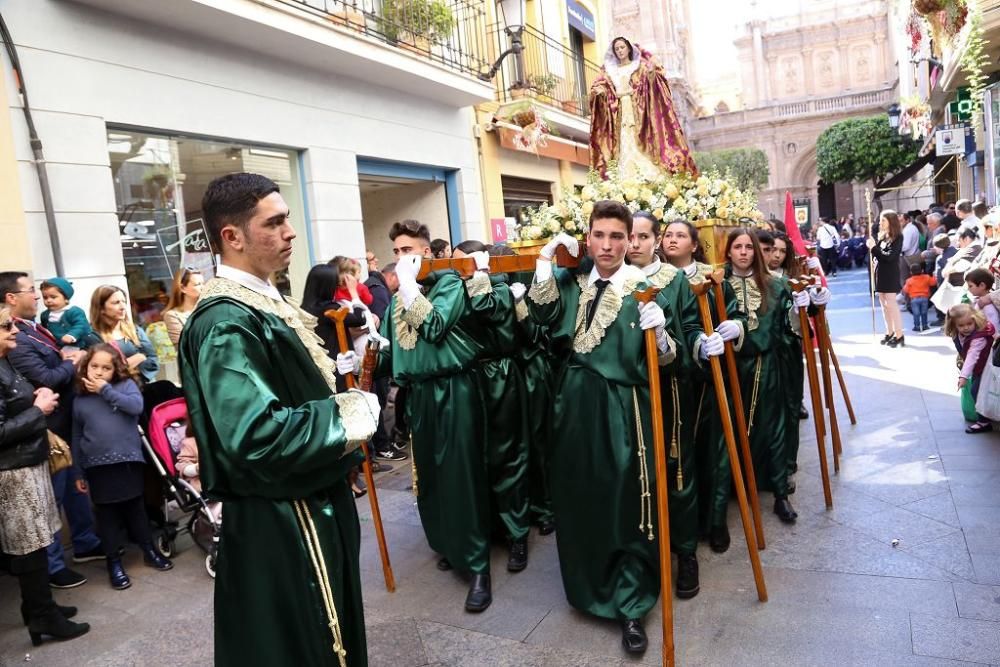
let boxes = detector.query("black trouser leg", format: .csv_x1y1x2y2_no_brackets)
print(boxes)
370,377,391,452
120,497,153,545
394,385,409,440
10,548,56,621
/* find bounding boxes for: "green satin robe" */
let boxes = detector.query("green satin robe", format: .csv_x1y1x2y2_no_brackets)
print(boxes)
512,271,555,526
179,294,368,667
773,274,806,474
528,266,660,621
727,271,798,497
468,274,530,542
645,262,704,555
377,271,491,574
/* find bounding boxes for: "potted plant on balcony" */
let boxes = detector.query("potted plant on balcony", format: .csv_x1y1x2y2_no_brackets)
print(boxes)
561,97,582,115
528,72,559,99
327,1,367,29
381,0,456,55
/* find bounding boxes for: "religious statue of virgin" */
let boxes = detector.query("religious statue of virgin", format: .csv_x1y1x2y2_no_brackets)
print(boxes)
589,36,699,181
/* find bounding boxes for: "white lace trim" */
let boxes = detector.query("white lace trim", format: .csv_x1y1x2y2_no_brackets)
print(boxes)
727,275,762,332
573,274,642,354
528,278,559,305
465,272,492,298
393,294,432,351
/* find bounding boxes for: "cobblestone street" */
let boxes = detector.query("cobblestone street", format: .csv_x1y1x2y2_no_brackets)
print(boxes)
3,267,1000,665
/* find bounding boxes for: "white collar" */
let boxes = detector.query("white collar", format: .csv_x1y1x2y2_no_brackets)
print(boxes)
641,259,662,277
588,263,641,296
216,264,283,302
682,262,698,278
770,268,785,278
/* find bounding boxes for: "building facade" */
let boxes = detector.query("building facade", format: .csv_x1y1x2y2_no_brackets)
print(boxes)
1,0,498,320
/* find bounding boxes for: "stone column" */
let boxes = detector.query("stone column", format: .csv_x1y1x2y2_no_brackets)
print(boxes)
802,47,815,96
751,20,767,107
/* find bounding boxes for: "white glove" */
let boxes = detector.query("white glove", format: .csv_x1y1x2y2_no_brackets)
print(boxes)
806,256,822,271
395,255,422,308
638,301,666,331
540,232,580,260
336,351,360,375
699,332,725,359
715,319,741,342
810,286,832,306
346,388,382,429
510,282,527,302
470,251,490,272
792,290,810,309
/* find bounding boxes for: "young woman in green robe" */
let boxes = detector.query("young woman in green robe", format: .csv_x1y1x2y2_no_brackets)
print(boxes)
660,220,745,552
527,201,674,656
724,229,808,523
627,212,708,599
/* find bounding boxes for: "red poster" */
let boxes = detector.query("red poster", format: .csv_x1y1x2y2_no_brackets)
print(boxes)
490,218,508,243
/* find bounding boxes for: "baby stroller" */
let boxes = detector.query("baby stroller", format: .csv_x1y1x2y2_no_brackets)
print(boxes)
140,381,220,578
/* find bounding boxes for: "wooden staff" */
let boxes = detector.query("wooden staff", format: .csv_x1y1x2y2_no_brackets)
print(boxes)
828,344,857,425
326,309,396,592
814,304,843,471
416,245,580,280
865,189,878,337
709,275,765,550
632,286,675,667
789,280,833,509
691,277,768,602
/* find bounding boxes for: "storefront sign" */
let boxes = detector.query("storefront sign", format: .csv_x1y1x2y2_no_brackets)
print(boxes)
794,203,810,226
157,218,216,280
566,0,596,40
491,218,509,243
936,123,974,156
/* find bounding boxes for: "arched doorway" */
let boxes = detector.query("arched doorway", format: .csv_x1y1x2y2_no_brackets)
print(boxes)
818,181,836,219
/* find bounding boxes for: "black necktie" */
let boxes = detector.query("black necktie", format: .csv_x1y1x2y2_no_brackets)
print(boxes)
586,279,611,329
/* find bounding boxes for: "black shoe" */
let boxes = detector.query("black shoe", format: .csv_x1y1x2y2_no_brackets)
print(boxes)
620,618,647,654
709,524,730,553
880,334,894,345
28,612,89,646
507,538,528,573
538,519,556,536
22,603,76,626
966,421,993,434
70,546,105,564
369,461,393,473
799,404,809,420
774,497,798,524
141,543,173,571
912,326,921,332
464,574,492,612
107,559,131,590
675,553,700,599
375,448,408,462
436,557,452,571
887,335,905,348
49,568,87,590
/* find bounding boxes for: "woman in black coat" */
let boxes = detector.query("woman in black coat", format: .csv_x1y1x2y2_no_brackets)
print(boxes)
0,304,89,645
867,209,906,347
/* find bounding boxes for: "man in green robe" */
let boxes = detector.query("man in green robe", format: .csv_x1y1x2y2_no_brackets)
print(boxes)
362,220,493,612
180,173,380,667
527,200,674,656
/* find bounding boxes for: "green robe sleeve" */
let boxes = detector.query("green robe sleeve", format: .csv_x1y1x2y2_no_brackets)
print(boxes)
194,319,369,499
402,272,469,345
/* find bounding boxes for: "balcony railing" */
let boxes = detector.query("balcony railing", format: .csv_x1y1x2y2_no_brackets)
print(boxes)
281,0,492,77
488,23,601,118
694,87,895,130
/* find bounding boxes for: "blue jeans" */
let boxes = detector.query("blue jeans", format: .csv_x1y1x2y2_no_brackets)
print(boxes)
911,297,929,329
46,468,101,574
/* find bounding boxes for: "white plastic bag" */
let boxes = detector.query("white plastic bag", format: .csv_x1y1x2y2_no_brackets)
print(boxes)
975,362,1000,421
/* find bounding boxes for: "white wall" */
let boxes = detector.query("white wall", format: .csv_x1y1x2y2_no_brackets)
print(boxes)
359,182,450,265
2,0,483,301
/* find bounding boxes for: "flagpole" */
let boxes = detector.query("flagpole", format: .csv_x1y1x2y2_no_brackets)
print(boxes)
865,188,877,337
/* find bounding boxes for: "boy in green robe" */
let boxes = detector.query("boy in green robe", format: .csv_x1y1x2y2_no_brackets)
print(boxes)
180,173,381,667
527,200,674,656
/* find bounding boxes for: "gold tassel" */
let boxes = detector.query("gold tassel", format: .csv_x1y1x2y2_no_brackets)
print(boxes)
670,377,684,491
293,500,348,667
409,433,418,497
632,389,655,542
676,467,684,492
748,355,763,435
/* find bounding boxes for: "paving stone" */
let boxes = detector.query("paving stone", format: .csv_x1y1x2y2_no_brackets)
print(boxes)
368,617,428,667
954,581,1000,622
910,612,1000,664
970,552,1000,586
901,491,962,528
899,531,976,581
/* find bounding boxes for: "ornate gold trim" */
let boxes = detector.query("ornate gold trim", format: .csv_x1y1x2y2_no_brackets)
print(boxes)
515,300,529,322
572,274,642,354
465,272,492,298
401,294,433,329
332,391,376,454
393,294,433,352
727,275,762,332
686,261,715,286
199,278,339,393
528,277,559,305
646,262,679,289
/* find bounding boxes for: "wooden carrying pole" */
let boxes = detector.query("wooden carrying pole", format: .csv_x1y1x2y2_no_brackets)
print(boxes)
416,245,580,280
789,280,833,509
632,286,675,667
691,279,768,602
709,275,765,550
814,306,843,471
326,309,396,593
828,344,857,425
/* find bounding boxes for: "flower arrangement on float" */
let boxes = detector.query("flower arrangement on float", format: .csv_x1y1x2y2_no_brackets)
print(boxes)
513,166,764,243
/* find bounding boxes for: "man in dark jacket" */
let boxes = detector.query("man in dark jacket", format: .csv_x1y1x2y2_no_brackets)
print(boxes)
365,269,392,323
1,272,102,589
364,268,407,462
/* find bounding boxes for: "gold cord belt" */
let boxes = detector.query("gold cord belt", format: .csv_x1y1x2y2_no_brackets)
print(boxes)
632,388,655,542
747,355,763,435
292,500,348,667
410,433,419,497
670,377,684,491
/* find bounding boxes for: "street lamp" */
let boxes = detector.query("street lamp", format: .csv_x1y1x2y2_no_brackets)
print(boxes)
887,103,902,130
479,0,526,82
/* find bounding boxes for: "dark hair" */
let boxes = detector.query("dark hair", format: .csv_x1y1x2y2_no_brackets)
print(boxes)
725,228,771,312
389,219,431,244
201,173,280,252
382,262,397,274
660,219,708,264
430,239,450,258
454,240,488,255
756,230,775,246
489,244,516,257
879,210,902,241
611,36,635,61
941,213,962,231
0,271,28,302
590,199,633,234
959,228,978,242
164,268,202,313
933,234,952,250
909,263,924,275
77,343,134,392
974,201,989,218
633,211,664,236
771,232,800,278
966,267,993,288
301,263,340,316
956,199,973,214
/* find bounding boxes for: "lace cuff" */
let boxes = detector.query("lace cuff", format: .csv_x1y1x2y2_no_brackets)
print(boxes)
515,300,529,322
333,390,379,455
465,272,492,298
401,294,433,329
528,278,559,305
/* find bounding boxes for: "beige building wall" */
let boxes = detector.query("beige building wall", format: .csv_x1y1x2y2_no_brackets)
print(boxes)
0,71,32,273
360,182,449,266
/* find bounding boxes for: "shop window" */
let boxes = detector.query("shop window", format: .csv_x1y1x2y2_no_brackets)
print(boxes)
502,175,554,225
107,130,306,325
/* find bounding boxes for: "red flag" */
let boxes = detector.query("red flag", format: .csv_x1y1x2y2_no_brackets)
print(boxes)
784,192,807,255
